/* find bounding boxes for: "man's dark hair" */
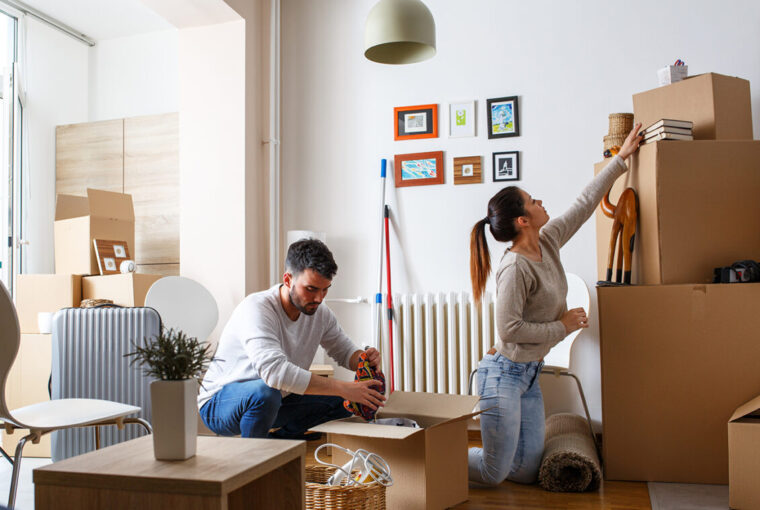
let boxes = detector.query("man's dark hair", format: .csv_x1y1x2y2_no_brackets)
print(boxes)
285,239,338,279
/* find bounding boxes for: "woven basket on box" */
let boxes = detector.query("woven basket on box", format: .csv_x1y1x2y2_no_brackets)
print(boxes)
603,134,627,151
608,113,633,135
305,465,386,510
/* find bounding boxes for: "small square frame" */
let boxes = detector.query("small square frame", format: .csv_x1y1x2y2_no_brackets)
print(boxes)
394,151,445,188
492,151,520,182
453,156,482,185
394,104,438,140
93,239,132,275
487,96,520,139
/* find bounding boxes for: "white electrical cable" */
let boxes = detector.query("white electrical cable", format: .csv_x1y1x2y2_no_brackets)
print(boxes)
314,443,393,487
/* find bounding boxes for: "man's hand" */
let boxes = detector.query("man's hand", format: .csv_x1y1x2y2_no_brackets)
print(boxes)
364,347,381,369
341,379,386,410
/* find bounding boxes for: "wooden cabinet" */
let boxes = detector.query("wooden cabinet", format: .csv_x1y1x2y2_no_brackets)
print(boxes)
56,113,179,276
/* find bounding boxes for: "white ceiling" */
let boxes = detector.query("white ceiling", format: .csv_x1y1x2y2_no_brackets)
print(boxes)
18,0,174,42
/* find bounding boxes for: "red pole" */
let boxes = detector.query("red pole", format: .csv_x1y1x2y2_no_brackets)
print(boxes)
384,205,394,393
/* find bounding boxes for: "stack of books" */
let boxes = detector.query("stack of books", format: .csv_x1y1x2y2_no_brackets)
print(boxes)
641,119,694,144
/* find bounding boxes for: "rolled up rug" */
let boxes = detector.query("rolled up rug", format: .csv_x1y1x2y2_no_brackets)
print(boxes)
538,413,601,492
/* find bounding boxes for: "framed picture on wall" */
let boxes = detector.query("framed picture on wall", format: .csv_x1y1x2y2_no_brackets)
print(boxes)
487,96,520,139
394,104,438,140
453,156,481,185
394,151,444,187
448,101,476,138
492,151,519,182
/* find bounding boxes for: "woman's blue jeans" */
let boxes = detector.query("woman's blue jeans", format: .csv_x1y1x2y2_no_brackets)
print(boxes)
468,353,545,485
199,379,351,439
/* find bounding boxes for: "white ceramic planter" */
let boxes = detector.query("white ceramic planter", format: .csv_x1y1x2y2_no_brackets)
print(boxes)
150,379,198,460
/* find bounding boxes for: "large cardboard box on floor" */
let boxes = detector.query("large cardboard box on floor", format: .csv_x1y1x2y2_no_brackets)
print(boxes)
1,334,52,457
632,73,753,140
82,273,162,307
54,189,135,275
728,396,760,509
311,391,479,510
599,283,760,484
594,140,760,285
15,274,82,333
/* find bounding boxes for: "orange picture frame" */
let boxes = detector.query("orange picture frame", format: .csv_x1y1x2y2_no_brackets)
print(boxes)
394,104,438,141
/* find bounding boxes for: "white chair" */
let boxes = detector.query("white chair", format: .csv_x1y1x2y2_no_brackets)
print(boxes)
540,272,601,461
144,276,218,342
0,282,151,510
467,272,600,459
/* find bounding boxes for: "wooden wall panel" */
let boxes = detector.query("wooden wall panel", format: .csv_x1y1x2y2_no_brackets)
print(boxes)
56,119,124,195
137,264,180,277
124,113,180,266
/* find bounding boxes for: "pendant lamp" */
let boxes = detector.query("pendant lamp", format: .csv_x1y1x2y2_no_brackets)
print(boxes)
364,0,436,65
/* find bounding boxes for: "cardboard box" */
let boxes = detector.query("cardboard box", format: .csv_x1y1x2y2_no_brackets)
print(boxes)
728,396,760,509
54,189,135,275
1,334,52,457
310,391,479,510
82,273,162,307
594,141,760,285
15,274,82,333
632,73,753,140
599,283,760,483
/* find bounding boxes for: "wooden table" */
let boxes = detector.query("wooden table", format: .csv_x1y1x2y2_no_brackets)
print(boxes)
33,435,305,509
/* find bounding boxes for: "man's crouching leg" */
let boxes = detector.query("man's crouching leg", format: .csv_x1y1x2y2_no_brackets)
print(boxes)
268,394,352,440
199,379,282,438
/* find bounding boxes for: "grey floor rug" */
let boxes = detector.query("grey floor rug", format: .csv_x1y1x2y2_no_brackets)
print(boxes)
648,482,728,510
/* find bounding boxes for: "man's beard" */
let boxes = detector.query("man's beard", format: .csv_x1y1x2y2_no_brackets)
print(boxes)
289,288,320,316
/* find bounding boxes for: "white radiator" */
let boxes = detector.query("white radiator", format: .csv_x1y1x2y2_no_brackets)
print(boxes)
374,292,497,395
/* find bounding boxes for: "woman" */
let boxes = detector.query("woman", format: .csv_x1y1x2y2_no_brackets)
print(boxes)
468,123,643,486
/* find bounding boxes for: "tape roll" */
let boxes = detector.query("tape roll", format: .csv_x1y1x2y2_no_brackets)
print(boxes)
120,260,136,273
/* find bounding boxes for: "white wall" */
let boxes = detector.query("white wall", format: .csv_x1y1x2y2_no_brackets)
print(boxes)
281,0,760,426
23,17,88,274
88,28,178,121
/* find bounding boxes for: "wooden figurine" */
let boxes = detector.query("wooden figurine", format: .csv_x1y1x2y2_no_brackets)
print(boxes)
601,187,638,284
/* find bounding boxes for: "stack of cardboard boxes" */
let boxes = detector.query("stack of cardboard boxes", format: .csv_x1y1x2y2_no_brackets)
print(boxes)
593,73,760,505
4,189,161,457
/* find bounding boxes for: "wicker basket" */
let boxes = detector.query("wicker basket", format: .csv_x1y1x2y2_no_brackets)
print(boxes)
305,465,387,510
603,134,627,151
608,113,633,136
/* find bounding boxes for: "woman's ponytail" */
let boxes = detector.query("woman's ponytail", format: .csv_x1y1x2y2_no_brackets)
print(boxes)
470,218,491,306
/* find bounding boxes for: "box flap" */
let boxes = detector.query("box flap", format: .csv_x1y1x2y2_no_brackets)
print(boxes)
86,189,135,221
378,391,480,423
730,394,760,423
55,194,89,220
310,418,424,440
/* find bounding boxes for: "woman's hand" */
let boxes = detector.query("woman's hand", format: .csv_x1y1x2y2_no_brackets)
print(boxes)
561,307,589,334
617,122,644,160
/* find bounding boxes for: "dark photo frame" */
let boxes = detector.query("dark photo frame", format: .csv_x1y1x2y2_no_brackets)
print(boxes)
486,96,520,139
492,151,520,182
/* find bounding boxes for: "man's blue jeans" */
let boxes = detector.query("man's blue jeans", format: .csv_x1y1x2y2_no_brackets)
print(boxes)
199,379,351,439
468,353,545,485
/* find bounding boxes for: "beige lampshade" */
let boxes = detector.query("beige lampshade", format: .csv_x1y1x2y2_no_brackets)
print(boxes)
364,0,436,65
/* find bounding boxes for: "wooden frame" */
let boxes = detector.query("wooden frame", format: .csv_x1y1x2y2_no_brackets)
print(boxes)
394,104,438,140
492,151,520,182
93,239,132,275
487,96,520,139
394,151,444,188
453,156,482,185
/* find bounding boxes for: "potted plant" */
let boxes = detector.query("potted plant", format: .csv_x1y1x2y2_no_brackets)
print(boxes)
127,328,212,460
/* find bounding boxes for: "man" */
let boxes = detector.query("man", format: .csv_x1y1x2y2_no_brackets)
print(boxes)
199,239,385,439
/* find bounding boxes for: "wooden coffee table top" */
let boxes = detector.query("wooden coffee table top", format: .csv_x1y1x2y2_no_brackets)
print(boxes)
33,436,305,497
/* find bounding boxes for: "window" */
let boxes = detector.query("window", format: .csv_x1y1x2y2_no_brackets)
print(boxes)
0,6,20,292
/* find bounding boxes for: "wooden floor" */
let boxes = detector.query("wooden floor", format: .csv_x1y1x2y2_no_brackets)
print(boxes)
306,435,652,510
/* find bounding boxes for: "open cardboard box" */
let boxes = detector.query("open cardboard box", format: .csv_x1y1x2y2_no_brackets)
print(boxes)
54,189,135,275
311,391,480,510
728,395,760,509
